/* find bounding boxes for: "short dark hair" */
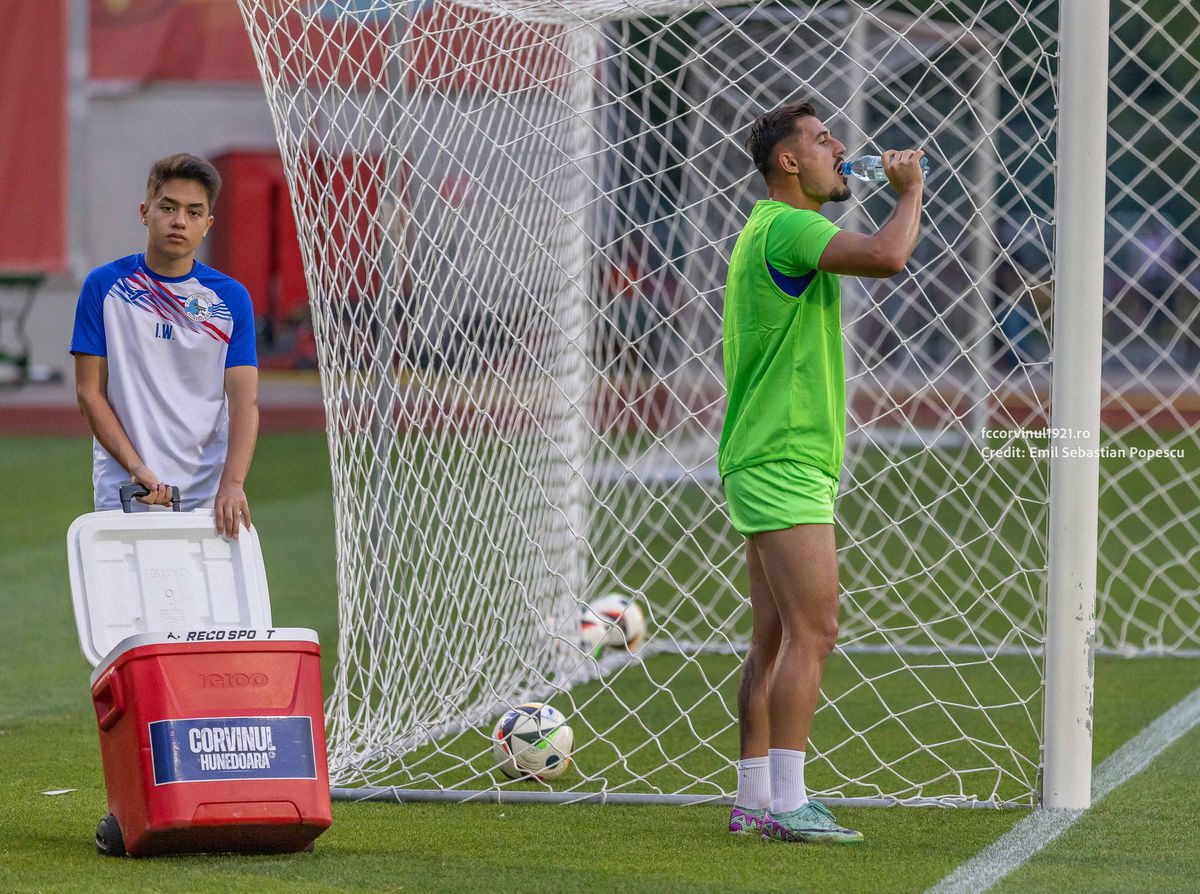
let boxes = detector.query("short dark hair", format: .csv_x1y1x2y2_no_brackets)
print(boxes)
745,102,817,178
146,153,222,211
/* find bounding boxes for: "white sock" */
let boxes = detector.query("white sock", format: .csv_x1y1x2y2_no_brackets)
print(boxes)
769,748,808,814
734,756,770,810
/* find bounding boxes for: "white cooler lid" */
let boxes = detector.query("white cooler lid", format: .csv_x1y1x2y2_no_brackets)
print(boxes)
67,508,273,668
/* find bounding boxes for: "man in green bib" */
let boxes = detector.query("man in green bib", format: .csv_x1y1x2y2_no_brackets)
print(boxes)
720,102,925,844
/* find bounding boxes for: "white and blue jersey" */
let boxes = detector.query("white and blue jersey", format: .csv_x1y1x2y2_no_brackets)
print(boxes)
70,253,257,511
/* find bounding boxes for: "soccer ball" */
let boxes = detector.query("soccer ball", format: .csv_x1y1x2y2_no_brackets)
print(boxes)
579,604,608,657
580,592,646,657
492,702,574,780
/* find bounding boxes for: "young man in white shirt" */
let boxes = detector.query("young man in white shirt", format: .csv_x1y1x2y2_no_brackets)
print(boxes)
71,153,259,538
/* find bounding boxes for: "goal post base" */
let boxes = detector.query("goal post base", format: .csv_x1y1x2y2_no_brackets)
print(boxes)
329,787,1028,809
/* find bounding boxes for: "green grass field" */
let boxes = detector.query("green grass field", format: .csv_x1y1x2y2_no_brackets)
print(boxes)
3,433,1199,892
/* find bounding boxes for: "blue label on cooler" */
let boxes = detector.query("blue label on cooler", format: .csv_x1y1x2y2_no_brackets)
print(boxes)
149,716,318,784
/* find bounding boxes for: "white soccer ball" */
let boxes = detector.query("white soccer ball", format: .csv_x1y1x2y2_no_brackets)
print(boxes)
579,605,609,658
491,702,574,780
580,593,646,656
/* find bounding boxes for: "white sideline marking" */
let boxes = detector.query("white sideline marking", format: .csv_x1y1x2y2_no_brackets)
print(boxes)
926,685,1200,894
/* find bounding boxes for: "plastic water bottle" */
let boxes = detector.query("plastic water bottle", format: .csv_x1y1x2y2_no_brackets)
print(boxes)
840,155,930,182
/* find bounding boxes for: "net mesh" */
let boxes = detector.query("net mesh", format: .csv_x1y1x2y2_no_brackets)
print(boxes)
236,0,1197,806
1097,1,1200,656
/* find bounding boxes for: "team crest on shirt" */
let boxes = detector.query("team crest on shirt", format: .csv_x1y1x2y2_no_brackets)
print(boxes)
183,293,214,322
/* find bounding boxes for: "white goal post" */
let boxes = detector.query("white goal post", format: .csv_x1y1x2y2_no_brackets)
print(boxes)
233,0,1193,809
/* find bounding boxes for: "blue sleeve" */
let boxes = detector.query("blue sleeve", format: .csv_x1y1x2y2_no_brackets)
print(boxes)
224,283,258,369
70,271,108,357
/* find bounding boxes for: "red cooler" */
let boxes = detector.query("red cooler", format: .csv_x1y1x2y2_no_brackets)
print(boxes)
67,496,332,857
90,629,331,856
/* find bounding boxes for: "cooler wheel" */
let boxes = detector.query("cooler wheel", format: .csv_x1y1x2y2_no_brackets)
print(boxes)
95,814,125,857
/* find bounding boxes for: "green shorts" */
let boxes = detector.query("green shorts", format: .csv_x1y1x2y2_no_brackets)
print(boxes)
723,460,839,535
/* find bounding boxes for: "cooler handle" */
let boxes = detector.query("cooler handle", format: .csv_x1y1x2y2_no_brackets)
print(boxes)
119,483,181,512
93,671,125,731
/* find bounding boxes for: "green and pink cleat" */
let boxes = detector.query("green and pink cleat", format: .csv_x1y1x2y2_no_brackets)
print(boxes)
728,806,768,835
760,801,863,844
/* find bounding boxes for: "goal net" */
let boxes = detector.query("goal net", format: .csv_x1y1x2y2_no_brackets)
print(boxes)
236,0,1196,807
